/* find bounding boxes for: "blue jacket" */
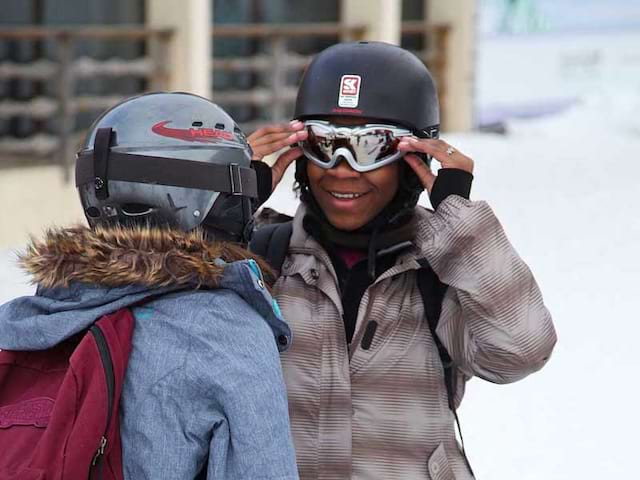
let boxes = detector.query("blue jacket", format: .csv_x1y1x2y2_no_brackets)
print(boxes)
0,226,299,480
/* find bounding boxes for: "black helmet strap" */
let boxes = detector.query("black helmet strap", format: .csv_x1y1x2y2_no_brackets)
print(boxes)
77,151,258,198
93,127,115,200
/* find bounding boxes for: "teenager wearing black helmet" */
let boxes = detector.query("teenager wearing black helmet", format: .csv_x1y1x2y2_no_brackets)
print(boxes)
249,42,557,479
0,93,299,479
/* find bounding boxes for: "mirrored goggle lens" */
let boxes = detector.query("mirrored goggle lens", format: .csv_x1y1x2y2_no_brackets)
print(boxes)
303,125,407,167
304,128,338,165
350,129,403,167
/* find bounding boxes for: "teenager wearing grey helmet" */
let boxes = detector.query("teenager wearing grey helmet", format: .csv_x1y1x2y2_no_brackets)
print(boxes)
0,93,299,479
249,42,557,479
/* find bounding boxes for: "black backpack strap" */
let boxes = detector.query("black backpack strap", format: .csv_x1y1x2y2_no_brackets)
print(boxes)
416,258,474,475
249,221,293,274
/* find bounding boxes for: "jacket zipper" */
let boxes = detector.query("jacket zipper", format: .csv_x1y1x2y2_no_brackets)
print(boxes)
89,324,115,480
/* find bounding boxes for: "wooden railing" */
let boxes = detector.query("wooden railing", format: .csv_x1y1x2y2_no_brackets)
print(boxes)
211,21,451,132
402,21,451,120
211,23,367,132
0,27,174,177
0,22,450,177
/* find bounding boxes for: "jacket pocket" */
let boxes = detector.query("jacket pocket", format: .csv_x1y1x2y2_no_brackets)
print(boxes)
428,443,456,480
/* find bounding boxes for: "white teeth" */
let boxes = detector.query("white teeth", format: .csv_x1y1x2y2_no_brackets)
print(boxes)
330,192,364,199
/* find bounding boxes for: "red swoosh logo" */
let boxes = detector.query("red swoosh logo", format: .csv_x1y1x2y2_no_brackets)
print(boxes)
151,120,234,143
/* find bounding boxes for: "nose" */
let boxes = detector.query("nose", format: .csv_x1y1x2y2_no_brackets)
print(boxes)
329,156,360,178
328,153,360,179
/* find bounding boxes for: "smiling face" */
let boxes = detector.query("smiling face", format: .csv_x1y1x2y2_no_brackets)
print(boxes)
305,116,400,231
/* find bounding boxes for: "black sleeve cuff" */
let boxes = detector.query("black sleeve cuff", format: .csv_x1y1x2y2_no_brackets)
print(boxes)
429,168,473,210
251,161,273,206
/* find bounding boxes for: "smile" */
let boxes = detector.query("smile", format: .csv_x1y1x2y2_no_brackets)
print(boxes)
329,191,366,199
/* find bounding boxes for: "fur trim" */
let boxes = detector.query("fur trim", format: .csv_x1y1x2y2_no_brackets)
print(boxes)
19,225,274,289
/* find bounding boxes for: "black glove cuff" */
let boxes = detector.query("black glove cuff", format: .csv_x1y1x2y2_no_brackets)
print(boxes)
251,161,273,206
430,168,473,210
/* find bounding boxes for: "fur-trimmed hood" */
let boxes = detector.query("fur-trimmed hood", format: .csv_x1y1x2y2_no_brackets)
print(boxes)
0,225,286,352
19,225,273,290
0,225,297,477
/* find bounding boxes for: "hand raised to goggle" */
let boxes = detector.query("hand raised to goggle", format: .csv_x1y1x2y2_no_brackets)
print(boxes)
397,137,474,193
247,121,308,191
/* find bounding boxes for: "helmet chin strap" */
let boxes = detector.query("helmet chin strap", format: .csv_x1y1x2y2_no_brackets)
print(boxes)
240,198,256,245
93,127,115,201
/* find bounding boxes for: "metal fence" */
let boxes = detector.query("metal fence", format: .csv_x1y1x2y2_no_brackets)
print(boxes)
0,21,449,178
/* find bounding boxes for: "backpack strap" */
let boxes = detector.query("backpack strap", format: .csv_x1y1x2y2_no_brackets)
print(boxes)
249,221,293,274
416,258,474,475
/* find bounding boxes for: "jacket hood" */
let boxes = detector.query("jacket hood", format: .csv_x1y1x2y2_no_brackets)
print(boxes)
19,224,273,290
0,225,279,350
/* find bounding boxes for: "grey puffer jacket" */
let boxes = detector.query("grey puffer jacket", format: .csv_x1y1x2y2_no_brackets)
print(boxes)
272,196,557,480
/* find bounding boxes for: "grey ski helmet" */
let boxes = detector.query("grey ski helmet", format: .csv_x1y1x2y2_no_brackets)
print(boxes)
76,92,258,241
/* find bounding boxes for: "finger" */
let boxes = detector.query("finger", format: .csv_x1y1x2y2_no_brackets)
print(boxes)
403,153,436,193
399,138,473,172
398,138,442,157
251,130,308,159
247,121,304,144
424,139,452,154
250,131,296,148
271,146,304,190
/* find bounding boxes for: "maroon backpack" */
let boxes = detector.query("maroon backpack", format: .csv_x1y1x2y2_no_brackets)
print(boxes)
0,308,135,480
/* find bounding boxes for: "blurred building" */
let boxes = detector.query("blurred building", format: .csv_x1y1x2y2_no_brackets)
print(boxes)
476,0,640,128
0,0,476,248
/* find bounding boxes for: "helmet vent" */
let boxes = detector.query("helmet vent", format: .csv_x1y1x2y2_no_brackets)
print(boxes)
85,207,101,219
192,121,203,127
121,203,155,217
215,123,225,130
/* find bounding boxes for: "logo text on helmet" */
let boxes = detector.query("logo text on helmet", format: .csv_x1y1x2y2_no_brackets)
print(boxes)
151,121,234,143
338,75,362,108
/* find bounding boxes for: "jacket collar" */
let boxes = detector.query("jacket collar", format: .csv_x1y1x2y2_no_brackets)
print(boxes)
285,204,440,280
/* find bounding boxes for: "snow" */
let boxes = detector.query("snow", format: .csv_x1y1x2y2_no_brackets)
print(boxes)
476,28,640,126
2,33,640,480
0,248,33,303
440,103,640,479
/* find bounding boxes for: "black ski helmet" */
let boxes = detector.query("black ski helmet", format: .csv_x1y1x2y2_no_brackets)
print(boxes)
293,41,440,214
76,92,258,241
294,41,440,137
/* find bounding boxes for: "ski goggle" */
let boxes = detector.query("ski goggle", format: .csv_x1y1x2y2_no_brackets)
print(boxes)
299,120,414,173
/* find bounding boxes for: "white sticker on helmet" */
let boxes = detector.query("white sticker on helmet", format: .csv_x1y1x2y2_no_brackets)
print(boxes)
338,75,362,108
